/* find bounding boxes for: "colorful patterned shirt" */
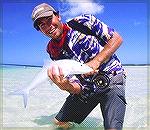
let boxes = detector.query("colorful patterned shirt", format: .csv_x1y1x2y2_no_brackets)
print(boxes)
47,14,124,88
67,14,123,73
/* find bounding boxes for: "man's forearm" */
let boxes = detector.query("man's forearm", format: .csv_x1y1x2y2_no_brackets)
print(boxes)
93,32,123,66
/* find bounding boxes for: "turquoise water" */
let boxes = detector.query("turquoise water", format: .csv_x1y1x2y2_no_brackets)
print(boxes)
1,65,150,129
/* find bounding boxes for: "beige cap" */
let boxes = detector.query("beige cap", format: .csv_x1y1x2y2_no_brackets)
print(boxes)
31,3,57,30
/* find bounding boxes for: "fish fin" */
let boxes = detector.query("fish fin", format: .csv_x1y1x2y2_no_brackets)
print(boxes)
9,88,29,108
22,93,28,108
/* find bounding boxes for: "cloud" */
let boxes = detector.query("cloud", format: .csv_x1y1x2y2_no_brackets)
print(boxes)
59,0,104,21
133,20,142,26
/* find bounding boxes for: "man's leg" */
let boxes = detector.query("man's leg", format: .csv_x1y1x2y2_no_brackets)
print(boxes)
100,73,127,130
54,93,99,128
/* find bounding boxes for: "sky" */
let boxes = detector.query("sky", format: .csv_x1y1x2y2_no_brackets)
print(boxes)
1,0,149,66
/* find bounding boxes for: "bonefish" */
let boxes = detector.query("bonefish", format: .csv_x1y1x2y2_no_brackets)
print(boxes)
9,59,93,108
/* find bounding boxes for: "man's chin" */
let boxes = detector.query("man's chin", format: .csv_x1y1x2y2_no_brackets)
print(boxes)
52,33,62,40
50,35,60,40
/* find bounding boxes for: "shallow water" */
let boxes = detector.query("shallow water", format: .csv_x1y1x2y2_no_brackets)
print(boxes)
1,65,150,129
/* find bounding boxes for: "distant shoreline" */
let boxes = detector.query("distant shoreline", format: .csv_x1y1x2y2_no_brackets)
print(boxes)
0,63,150,68
123,64,150,66
1,64,42,68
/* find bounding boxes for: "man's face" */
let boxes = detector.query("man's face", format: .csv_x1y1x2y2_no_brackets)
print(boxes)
37,14,63,39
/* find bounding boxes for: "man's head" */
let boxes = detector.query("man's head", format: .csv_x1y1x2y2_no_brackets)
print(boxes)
32,3,63,39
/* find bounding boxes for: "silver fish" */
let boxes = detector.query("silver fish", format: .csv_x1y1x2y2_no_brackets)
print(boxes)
9,59,93,108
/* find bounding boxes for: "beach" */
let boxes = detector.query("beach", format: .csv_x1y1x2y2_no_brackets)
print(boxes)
1,65,150,129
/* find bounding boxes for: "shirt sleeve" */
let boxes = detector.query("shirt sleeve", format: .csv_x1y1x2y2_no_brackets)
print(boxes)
73,14,115,43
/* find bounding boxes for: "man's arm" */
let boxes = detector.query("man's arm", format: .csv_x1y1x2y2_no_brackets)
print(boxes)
86,31,123,71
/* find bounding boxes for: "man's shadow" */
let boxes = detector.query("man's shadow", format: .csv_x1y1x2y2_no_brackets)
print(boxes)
33,113,103,129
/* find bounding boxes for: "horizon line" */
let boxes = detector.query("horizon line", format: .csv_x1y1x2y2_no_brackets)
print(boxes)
0,63,150,68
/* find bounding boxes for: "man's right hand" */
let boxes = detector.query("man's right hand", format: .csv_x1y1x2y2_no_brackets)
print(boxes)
47,66,81,94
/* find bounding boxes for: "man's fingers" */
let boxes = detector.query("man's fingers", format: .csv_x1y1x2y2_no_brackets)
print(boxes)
58,66,64,81
47,67,53,80
47,65,67,87
47,65,70,91
82,69,99,77
52,66,60,81
47,67,58,81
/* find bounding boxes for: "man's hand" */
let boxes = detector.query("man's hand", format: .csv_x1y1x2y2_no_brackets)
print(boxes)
81,59,99,77
47,66,81,94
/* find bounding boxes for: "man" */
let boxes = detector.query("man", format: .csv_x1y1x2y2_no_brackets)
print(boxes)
32,3,127,130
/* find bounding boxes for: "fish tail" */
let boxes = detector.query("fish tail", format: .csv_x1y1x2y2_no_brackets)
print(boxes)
22,93,28,108
9,88,29,108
